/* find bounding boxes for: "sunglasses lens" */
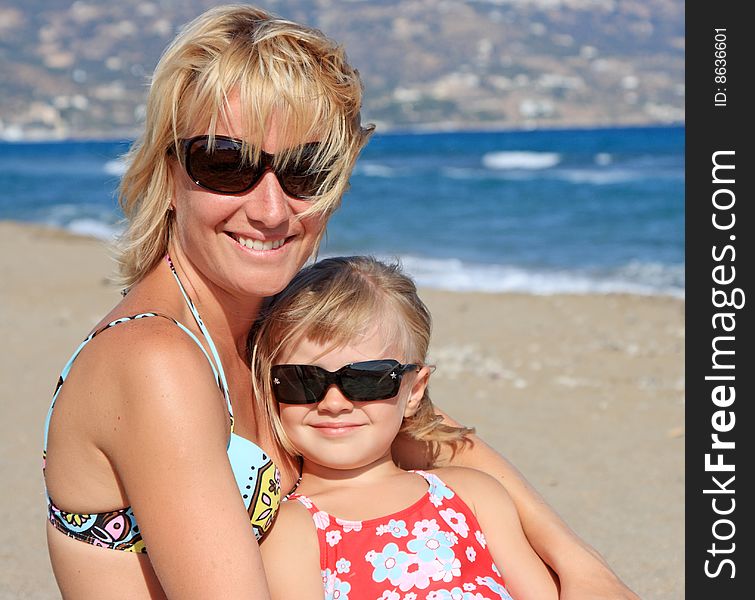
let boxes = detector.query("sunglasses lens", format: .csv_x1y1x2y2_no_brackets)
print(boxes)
278,144,331,198
186,137,260,194
272,361,410,404
184,138,330,198
279,171,329,198
272,365,328,404
340,360,402,401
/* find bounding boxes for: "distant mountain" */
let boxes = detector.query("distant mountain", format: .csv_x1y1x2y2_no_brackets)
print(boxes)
0,0,683,139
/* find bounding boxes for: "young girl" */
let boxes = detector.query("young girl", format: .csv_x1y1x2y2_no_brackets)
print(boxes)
253,256,559,600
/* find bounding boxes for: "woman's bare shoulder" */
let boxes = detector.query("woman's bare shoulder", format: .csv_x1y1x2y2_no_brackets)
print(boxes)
66,314,231,445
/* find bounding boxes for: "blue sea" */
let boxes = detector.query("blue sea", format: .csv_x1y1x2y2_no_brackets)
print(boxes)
0,125,684,297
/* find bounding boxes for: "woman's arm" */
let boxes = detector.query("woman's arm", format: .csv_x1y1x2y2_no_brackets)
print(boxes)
393,408,639,600
100,321,272,599
260,502,323,600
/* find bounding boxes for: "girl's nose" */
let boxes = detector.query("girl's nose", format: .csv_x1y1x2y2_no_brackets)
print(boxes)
316,385,354,414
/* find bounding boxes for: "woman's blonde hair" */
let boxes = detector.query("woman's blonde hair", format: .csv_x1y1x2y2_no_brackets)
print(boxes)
116,4,374,285
250,256,473,461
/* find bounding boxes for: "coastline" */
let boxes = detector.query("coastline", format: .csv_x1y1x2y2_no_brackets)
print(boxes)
0,120,684,144
0,221,684,598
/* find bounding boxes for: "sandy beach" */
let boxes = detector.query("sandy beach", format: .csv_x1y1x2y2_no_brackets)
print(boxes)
0,220,684,599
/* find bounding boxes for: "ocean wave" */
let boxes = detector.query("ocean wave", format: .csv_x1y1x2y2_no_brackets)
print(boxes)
355,162,397,177
327,253,684,297
441,167,546,181
34,204,123,240
67,218,123,240
551,168,645,185
482,151,561,170
103,158,128,177
444,165,681,185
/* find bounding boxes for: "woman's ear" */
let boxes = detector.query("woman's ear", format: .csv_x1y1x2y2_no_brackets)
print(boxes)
404,365,431,418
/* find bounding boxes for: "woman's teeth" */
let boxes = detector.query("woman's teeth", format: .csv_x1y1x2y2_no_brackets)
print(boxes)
235,235,285,251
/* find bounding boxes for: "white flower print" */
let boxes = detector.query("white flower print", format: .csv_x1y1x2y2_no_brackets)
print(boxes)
404,593,417,600
296,495,313,508
396,557,439,591
439,508,470,538
491,562,501,577
313,510,331,530
378,592,400,600
463,583,477,591
465,546,476,562
326,530,342,546
336,558,351,574
411,519,440,538
444,531,458,546
336,518,363,532
476,575,514,600
377,524,391,536
423,473,455,508
365,550,377,562
474,530,487,549
428,494,444,508
430,558,462,583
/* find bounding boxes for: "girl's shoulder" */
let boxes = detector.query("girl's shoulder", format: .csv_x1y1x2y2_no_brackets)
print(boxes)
262,496,319,549
421,466,514,513
422,465,502,489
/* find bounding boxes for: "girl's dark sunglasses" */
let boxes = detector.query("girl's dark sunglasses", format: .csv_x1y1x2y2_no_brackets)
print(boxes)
271,360,419,405
179,135,330,198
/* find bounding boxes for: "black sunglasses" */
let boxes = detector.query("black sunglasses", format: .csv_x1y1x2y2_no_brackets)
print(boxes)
179,135,331,198
271,360,419,405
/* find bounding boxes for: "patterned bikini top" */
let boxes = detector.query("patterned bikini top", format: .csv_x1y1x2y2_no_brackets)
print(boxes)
42,257,282,552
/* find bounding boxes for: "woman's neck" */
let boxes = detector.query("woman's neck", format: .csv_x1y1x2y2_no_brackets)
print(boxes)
165,247,264,357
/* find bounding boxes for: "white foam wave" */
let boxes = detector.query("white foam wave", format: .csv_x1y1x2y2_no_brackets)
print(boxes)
66,219,122,240
552,168,643,185
482,151,561,170
103,158,127,177
357,163,396,178
442,167,543,181
328,254,684,297
442,167,487,180
445,163,681,185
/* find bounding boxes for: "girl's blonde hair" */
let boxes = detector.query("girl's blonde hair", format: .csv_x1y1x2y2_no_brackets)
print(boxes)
250,256,473,461
116,4,374,285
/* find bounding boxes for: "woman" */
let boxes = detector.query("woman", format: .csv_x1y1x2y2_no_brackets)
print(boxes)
43,5,638,599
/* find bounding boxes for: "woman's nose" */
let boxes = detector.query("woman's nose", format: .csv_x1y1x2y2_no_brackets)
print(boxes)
242,170,291,228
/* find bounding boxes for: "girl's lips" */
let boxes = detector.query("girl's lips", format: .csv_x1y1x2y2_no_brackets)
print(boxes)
309,423,364,436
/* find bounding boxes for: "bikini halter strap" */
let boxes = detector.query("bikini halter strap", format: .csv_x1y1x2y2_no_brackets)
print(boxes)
165,255,234,420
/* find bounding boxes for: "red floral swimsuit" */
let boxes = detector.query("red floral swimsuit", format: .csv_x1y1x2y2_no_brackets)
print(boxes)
287,470,514,600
